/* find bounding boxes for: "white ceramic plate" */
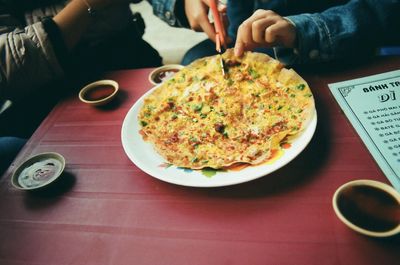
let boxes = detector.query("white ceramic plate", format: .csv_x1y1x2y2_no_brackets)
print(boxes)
121,87,317,187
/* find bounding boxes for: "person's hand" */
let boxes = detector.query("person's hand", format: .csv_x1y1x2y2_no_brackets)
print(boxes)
54,0,133,49
234,10,297,57
184,0,227,43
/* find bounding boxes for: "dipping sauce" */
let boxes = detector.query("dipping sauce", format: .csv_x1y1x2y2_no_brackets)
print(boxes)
84,85,115,101
153,69,179,84
18,158,63,189
337,185,400,232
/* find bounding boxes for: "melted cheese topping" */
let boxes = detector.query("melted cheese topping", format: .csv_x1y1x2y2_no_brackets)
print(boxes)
138,50,314,169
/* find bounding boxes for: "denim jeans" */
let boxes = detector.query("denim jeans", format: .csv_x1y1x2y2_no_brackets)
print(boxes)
0,137,26,176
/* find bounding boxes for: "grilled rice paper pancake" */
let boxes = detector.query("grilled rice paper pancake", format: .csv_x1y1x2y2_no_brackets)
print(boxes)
138,49,315,169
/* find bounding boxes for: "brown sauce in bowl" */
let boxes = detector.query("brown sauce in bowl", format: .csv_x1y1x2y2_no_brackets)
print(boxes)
337,185,400,232
84,85,115,101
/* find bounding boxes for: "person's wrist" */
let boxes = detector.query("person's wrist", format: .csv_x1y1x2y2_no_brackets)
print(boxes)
283,17,298,48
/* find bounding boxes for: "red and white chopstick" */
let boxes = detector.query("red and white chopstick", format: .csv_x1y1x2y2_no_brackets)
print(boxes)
209,0,226,53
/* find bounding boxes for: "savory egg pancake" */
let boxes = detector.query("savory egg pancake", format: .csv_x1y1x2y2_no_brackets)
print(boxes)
138,49,315,169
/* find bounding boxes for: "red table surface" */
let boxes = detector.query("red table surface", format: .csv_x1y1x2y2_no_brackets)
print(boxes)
1,57,399,265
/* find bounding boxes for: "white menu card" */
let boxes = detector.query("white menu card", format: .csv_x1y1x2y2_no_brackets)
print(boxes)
329,70,400,191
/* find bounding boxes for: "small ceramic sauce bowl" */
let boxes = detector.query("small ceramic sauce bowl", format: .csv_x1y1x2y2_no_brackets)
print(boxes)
11,152,66,191
149,64,184,85
79,80,119,106
332,179,400,237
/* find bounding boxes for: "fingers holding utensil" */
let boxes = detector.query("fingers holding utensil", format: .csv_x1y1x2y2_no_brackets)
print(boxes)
234,9,297,57
208,0,227,52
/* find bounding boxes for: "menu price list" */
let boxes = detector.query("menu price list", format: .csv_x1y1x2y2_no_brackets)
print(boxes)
329,70,400,191
366,105,400,160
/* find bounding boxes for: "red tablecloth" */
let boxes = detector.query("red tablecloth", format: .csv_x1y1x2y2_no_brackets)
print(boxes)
1,57,399,265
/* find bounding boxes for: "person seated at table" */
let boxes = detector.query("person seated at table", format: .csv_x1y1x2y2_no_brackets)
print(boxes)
0,0,179,175
181,0,400,65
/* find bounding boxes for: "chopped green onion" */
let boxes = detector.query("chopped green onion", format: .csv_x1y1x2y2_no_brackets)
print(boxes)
193,103,203,112
297,84,306,90
248,68,260,79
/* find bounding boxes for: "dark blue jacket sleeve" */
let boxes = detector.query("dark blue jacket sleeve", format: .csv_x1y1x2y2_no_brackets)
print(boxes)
149,0,189,27
276,0,400,64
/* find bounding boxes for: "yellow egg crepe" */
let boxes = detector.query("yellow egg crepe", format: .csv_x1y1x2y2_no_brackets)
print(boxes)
138,49,315,169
